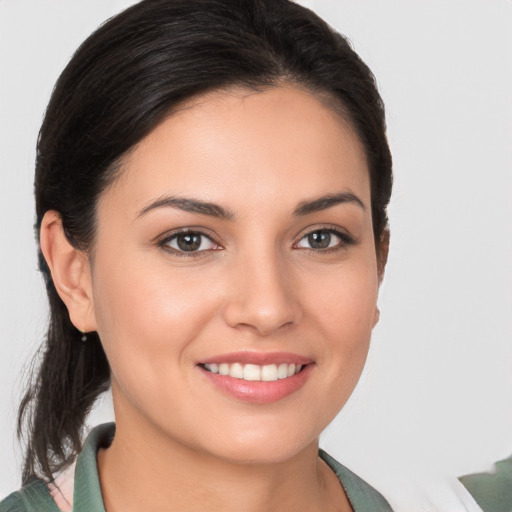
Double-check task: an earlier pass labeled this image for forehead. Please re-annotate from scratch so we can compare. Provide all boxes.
[101,85,370,215]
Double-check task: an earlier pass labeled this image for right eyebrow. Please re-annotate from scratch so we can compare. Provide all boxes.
[293,192,366,216]
[136,195,234,220]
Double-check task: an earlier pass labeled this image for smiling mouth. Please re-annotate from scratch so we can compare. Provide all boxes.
[201,362,304,382]
[198,355,314,403]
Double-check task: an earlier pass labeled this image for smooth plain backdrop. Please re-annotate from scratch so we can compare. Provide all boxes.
[1,0,511,506]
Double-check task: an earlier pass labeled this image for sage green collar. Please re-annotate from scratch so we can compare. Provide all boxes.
[72,422,114,512]
[319,449,393,511]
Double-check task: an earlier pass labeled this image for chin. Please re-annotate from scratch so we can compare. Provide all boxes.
[192,418,321,466]
[209,439,316,466]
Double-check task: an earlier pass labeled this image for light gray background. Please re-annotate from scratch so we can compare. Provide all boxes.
[1,0,511,506]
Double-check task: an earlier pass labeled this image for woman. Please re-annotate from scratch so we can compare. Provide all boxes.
[2,0,394,510]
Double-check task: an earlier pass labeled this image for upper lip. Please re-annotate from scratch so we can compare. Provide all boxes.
[199,351,313,366]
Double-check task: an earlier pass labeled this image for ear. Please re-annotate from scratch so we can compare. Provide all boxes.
[377,228,390,285]
[373,228,390,327]
[39,211,97,332]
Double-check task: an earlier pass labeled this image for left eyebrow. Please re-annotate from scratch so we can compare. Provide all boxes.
[293,192,366,216]
[136,195,234,220]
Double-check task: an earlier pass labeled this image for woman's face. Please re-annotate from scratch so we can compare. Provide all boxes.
[89,85,381,463]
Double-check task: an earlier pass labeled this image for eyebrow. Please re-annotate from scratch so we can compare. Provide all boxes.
[137,191,365,220]
[137,196,234,220]
[293,192,366,216]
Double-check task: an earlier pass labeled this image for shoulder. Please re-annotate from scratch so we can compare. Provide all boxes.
[0,479,59,512]
[319,449,394,511]
[459,455,512,512]
[0,423,115,512]
[0,491,23,512]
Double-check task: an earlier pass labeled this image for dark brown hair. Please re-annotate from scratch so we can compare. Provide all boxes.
[19,0,392,484]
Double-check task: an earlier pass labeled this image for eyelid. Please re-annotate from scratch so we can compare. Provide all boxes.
[156,227,223,256]
[155,226,219,242]
[293,224,356,250]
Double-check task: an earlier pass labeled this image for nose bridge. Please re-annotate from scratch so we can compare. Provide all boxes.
[222,242,300,336]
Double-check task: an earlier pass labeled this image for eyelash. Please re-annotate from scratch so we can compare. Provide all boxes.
[293,227,356,253]
[157,229,221,258]
[157,226,355,258]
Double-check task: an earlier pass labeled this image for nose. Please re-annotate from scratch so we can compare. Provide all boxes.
[222,252,302,336]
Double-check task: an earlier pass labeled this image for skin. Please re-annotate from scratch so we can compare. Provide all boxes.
[41,85,386,512]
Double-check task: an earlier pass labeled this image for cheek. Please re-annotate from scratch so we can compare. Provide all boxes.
[275,258,379,438]
[90,251,219,383]
[304,255,378,331]
[302,258,378,378]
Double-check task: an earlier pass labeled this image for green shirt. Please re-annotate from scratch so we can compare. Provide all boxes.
[460,456,512,512]
[0,423,393,511]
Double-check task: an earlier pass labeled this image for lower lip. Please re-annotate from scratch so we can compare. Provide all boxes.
[198,364,314,404]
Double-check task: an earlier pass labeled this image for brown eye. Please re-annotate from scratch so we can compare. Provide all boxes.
[161,231,218,254]
[176,233,202,251]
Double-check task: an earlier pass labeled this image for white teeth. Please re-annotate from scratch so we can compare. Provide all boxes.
[277,363,289,379]
[243,364,261,381]
[229,362,244,379]
[261,364,278,382]
[203,362,304,381]
[204,363,219,374]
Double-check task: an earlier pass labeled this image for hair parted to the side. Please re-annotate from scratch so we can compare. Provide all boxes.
[19,0,392,484]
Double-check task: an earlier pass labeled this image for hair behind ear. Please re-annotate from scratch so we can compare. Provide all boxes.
[18,284,110,483]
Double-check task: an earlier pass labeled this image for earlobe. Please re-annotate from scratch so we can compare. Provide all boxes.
[39,211,97,332]
[373,307,380,327]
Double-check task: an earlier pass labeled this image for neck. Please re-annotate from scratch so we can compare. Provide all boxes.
[97,416,351,512]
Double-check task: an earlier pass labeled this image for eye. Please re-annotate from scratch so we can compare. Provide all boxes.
[295,229,352,251]
[159,230,220,254]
